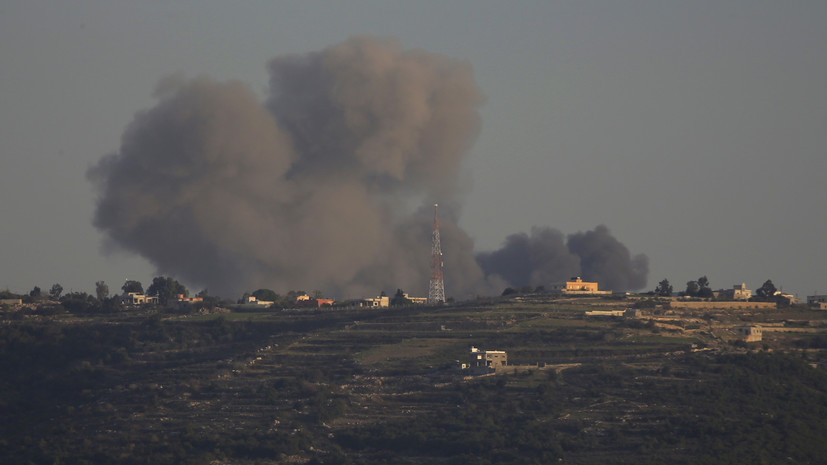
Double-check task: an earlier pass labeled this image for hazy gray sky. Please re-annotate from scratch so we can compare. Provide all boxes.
[2,1,826,298]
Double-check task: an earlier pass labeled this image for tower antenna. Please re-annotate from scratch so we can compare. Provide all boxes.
[428,203,446,304]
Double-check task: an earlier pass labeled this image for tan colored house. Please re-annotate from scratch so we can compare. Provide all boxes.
[549,277,611,295]
[717,283,752,301]
[401,293,428,304]
[468,346,508,370]
[122,292,159,305]
[734,325,762,342]
[362,296,390,308]
[245,295,274,306]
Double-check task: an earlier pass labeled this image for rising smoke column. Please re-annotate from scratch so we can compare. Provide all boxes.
[566,225,649,291]
[89,36,487,298]
[89,36,648,299]
[476,227,581,288]
[88,77,298,295]
[476,225,649,292]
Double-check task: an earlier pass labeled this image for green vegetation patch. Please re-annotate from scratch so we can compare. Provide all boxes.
[623,334,698,345]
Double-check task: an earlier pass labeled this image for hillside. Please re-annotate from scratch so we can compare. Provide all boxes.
[2,296,827,464]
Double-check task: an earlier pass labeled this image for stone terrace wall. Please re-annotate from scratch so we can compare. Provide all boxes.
[670,301,776,310]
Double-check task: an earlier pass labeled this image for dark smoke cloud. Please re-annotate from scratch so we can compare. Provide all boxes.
[89,36,647,298]
[476,227,581,288]
[476,225,649,292]
[567,225,649,291]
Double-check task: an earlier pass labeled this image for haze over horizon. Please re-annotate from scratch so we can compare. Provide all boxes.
[2,2,826,299]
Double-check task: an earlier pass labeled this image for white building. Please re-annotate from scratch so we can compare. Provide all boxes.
[716,284,752,301]
[734,325,762,342]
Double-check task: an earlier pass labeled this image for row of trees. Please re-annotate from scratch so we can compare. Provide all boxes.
[8,276,192,309]
[241,288,318,305]
[237,288,425,307]
[653,276,712,297]
[653,277,783,301]
[12,280,329,311]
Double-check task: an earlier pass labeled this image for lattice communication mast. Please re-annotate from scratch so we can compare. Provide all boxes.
[428,203,446,304]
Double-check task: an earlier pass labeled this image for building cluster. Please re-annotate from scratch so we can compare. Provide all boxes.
[716,283,752,300]
[807,295,827,310]
[460,346,508,374]
[115,289,431,310]
[122,292,158,305]
[356,292,427,308]
[6,275,827,315]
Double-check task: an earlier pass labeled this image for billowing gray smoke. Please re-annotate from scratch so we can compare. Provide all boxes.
[89,36,648,298]
[476,225,648,292]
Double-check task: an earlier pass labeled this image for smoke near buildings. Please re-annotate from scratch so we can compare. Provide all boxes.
[89,36,647,298]
[477,226,649,292]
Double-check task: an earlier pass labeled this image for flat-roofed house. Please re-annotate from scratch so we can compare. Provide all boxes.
[469,346,508,370]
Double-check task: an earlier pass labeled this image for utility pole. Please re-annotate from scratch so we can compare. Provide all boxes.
[428,203,445,304]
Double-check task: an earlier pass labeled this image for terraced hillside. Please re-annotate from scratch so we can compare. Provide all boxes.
[2,297,827,464]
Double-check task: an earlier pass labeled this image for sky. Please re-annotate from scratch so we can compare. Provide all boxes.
[1,1,826,299]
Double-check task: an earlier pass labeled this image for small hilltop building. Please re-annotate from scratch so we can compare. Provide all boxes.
[177,294,203,303]
[549,277,611,296]
[235,295,276,310]
[467,346,508,371]
[122,292,159,306]
[361,295,390,308]
[297,298,334,307]
[401,292,428,305]
[807,295,827,310]
[734,325,762,343]
[716,283,752,301]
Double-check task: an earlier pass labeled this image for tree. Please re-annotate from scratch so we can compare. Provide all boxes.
[252,289,278,302]
[95,281,109,301]
[147,276,188,305]
[697,276,714,298]
[60,292,100,314]
[29,286,42,298]
[0,290,20,299]
[684,280,699,297]
[196,289,219,310]
[655,279,673,297]
[49,283,63,300]
[756,279,777,299]
[121,280,144,295]
[391,289,412,306]
[100,296,123,313]
[697,286,714,299]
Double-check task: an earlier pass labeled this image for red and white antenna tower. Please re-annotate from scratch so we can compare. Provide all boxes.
[428,203,445,304]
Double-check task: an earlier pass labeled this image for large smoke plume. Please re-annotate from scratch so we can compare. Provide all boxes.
[89,36,648,298]
[477,226,649,292]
